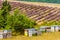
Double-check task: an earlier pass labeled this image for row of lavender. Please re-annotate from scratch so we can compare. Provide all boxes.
[0,1,60,23]
[9,1,60,23]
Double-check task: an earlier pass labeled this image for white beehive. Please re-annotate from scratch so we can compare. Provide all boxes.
[51,25,60,32]
[51,26,55,32]
[0,35,3,38]
[28,30,32,37]
[0,30,3,38]
[26,28,36,37]
[3,30,12,38]
[55,25,60,32]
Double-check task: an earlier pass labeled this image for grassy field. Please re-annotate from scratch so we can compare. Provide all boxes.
[0,0,60,40]
[0,32,60,40]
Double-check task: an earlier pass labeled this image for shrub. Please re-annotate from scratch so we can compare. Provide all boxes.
[12,9,36,33]
[0,0,36,34]
[40,20,60,26]
[0,0,11,29]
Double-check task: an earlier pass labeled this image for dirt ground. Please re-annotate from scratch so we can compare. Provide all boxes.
[0,32,60,40]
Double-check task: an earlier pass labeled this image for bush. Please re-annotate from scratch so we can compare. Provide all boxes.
[0,0,36,34]
[40,20,60,26]
[0,8,36,34]
[12,9,36,33]
[0,0,11,29]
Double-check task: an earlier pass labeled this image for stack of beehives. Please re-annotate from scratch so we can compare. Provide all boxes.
[0,30,12,39]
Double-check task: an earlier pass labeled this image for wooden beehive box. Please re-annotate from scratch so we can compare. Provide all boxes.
[24,28,36,37]
[51,25,60,32]
[3,30,12,38]
[0,30,3,38]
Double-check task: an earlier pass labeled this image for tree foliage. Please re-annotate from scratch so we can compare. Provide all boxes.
[0,0,11,29]
[0,0,36,34]
[12,9,36,32]
[19,0,60,4]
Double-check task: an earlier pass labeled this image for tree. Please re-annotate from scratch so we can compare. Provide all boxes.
[0,10,4,29]
[12,9,36,33]
[1,0,11,12]
[1,0,11,29]
[0,0,36,34]
[20,0,60,3]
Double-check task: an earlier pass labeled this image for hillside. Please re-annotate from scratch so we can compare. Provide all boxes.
[0,0,60,25]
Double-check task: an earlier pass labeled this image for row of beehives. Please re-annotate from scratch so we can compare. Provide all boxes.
[24,25,60,37]
[0,30,12,38]
[40,25,60,32]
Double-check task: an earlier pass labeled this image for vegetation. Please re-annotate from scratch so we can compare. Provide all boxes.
[12,9,36,33]
[0,0,11,29]
[19,0,60,4]
[0,0,36,34]
[0,0,60,35]
[40,20,60,26]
